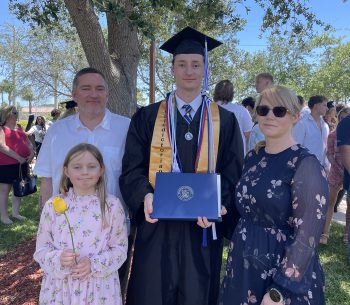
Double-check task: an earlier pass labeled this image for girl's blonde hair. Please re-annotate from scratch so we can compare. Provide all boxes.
[59,143,109,227]
[0,106,17,126]
[254,85,302,152]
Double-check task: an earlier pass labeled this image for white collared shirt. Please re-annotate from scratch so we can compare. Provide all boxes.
[34,109,130,202]
[293,113,329,166]
[176,93,202,118]
[216,101,253,155]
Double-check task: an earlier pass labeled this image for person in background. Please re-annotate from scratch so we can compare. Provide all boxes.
[297,95,310,118]
[220,85,329,305]
[60,100,78,120]
[320,107,350,245]
[337,110,350,262]
[334,102,347,213]
[34,143,127,305]
[214,80,253,155]
[46,108,61,129]
[241,96,255,117]
[255,72,274,93]
[324,101,337,133]
[26,116,46,157]
[0,106,35,224]
[293,95,329,170]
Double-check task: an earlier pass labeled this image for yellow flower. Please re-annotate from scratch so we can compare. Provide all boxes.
[52,197,68,214]
[52,196,77,264]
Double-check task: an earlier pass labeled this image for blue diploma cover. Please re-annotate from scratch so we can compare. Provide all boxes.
[151,172,222,221]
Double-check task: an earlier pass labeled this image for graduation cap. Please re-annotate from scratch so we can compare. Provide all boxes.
[60,100,77,109]
[160,26,222,56]
[160,27,222,92]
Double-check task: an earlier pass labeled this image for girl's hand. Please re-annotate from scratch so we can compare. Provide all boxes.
[60,249,79,268]
[260,292,284,305]
[71,257,91,280]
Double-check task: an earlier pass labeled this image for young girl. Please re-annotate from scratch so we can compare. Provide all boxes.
[34,143,128,305]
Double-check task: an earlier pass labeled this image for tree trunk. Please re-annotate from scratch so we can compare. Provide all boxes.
[29,99,32,114]
[63,0,140,117]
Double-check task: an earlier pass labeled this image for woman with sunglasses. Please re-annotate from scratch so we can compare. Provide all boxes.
[0,106,35,224]
[219,86,329,305]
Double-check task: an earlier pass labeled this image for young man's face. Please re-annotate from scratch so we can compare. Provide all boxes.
[312,101,328,117]
[172,54,204,94]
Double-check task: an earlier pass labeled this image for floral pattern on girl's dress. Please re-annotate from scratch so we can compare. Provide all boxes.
[219,145,329,305]
[34,188,128,305]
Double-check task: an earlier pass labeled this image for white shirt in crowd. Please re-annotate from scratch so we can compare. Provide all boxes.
[34,109,130,202]
[28,125,46,143]
[216,101,253,155]
[293,113,329,167]
[300,106,311,118]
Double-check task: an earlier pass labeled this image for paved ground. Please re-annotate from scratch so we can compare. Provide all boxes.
[333,197,348,225]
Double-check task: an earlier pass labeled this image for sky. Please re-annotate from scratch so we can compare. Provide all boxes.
[1,0,349,51]
[0,0,350,105]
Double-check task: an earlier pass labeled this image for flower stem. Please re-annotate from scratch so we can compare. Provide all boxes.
[63,213,78,264]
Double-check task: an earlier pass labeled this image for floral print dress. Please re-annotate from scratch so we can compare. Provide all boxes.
[220,145,329,305]
[34,188,128,305]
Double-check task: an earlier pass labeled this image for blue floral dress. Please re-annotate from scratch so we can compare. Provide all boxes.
[219,144,329,305]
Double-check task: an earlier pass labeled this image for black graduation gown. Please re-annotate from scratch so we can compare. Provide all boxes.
[120,101,244,305]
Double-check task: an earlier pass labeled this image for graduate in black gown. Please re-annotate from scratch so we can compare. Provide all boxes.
[120,27,244,305]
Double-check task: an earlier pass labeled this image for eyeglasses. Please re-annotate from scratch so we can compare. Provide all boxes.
[256,105,290,118]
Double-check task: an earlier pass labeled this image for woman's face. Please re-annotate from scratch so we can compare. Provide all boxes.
[6,108,18,123]
[257,98,299,140]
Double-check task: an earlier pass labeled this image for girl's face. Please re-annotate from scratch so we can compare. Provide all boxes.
[257,98,299,140]
[64,151,104,195]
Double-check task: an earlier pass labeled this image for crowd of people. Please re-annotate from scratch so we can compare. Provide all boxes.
[0,26,349,305]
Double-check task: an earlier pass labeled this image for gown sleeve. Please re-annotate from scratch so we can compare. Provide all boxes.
[119,107,155,215]
[90,197,128,277]
[33,202,71,278]
[218,110,244,239]
[271,155,329,297]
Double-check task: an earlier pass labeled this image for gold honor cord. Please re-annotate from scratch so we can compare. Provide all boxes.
[149,100,220,188]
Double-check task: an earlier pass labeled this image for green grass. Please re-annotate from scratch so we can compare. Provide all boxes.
[0,185,40,256]
[0,184,349,304]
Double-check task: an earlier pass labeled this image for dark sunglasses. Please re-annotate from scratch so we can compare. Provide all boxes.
[256,105,290,118]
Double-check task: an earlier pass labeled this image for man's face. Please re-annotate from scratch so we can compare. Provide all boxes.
[72,73,108,118]
[255,77,270,93]
[172,54,204,94]
[313,101,328,117]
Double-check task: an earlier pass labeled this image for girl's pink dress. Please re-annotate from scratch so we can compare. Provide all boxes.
[34,188,128,305]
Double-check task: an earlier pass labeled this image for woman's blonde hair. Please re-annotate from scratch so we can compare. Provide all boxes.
[0,106,17,126]
[254,85,301,152]
[59,143,109,227]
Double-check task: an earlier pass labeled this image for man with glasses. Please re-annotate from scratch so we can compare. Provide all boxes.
[293,95,330,169]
